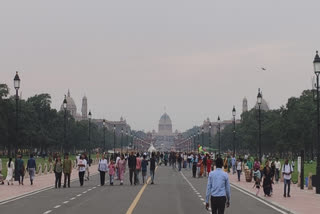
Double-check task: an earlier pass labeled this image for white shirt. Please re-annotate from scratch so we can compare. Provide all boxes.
[78,159,87,172]
[237,162,242,170]
[282,164,293,180]
[98,159,108,172]
[275,161,281,170]
[116,156,120,165]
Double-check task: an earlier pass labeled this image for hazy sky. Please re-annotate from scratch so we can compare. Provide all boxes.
[1,1,319,132]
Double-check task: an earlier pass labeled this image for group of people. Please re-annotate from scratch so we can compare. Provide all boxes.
[0,154,38,186]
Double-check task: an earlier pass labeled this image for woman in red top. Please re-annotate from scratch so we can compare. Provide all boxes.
[206,154,212,174]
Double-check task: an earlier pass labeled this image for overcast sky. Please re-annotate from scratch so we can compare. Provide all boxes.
[1,0,319,132]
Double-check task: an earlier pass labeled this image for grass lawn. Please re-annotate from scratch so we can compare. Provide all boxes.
[291,160,316,183]
[1,155,77,179]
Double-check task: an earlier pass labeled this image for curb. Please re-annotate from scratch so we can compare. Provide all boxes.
[0,171,99,205]
[230,182,297,214]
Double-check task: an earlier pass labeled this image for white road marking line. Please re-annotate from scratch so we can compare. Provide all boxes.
[196,192,200,195]
[63,201,69,204]
[70,197,76,200]
[200,198,204,201]
[198,195,202,198]
[54,205,61,209]
[93,187,97,189]
[203,202,206,205]
[77,194,82,197]
[230,184,288,214]
[88,189,92,191]
[43,210,52,214]
[82,191,87,194]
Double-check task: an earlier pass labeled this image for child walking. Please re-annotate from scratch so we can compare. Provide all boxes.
[108,160,115,186]
[253,167,261,196]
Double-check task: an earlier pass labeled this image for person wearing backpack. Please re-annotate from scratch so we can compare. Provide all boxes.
[282,158,293,197]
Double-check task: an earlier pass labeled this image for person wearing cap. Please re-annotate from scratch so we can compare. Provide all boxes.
[206,157,231,214]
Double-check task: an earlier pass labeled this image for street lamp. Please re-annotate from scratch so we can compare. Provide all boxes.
[313,51,320,194]
[103,119,106,153]
[88,110,92,166]
[113,125,116,160]
[121,128,123,154]
[63,95,68,153]
[197,129,200,153]
[257,88,263,163]
[209,123,212,153]
[193,134,196,152]
[13,72,20,157]
[232,106,236,156]
[126,130,129,153]
[218,116,221,156]
[201,126,204,148]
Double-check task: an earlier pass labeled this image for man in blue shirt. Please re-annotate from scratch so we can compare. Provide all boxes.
[206,157,231,214]
[27,154,36,185]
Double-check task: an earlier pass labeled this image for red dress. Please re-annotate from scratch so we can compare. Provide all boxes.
[207,159,212,173]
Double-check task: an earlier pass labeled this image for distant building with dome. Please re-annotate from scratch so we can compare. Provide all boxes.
[60,90,88,121]
[158,113,173,136]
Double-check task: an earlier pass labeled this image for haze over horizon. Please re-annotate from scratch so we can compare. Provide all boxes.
[1,0,319,132]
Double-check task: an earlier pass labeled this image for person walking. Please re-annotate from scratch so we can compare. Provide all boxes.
[236,158,242,181]
[5,158,14,185]
[206,154,212,175]
[231,156,236,174]
[14,154,25,185]
[177,154,182,171]
[275,158,281,183]
[192,154,198,178]
[128,152,136,185]
[54,156,63,188]
[26,154,36,185]
[63,153,72,188]
[135,153,141,185]
[150,153,156,184]
[205,157,231,214]
[78,154,87,186]
[117,154,126,185]
[262,161,272,197]
[108,159,116,185]
[98,155,108,186]
[282,159,293,197]
[141,155,148,184]
[203,154,207,177]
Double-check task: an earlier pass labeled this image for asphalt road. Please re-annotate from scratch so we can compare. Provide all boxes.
[0,166,283,214]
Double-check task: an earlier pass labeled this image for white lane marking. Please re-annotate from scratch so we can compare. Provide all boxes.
[88,189,92,191]
[230,184,288,214]
[54,205,61,209]
[198,195,202,198]
[196,192,200,195]
[200,198,205,201]
[70,197,76,200]
[93,186,97,189]
[82,191,87,194]
[77,194,82,197]
[63,201,69,204]
[43,210,52,214]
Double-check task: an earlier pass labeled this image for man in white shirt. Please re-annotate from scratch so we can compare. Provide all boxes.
[282,159,293,197]
[78,154,87,186]
[275,158,281,183]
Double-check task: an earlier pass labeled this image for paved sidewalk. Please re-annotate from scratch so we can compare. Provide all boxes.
[0,164,98,203]
[229,172,320,214]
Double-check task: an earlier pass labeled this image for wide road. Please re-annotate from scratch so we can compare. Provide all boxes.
[0,165,283,214]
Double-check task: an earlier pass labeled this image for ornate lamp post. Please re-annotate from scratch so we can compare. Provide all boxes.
[201,126,204,148]
[193,134,196,153]
[13,72,20,157]
[197,129,200,153]
[208,123,212,153]
[232,106,236,156]
[121,128,123,154]
[63,95,67,153]
[218,116,221,156]
[257,89,263,163]
[126,130,129,154]
[103,119,106,153]
[88,110,92,166]
[313,51,320,194]
[113,124,116,160]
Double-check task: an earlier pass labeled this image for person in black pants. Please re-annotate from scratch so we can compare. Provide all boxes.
[78,154,87,186]
[128,152,136,185]
[54,156,63,188]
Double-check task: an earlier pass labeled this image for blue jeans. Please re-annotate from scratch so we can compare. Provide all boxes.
[237,170,241,181]
[284,179,291,196]
[109,175,114,184]
[150,170,155,183]
[178,162,182,171]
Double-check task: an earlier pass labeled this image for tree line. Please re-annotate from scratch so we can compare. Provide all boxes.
[0,83,131,156]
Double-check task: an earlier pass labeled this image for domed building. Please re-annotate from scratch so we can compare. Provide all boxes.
[60,90,77,118]
[158,113,173,135]
[254,98,270,111]
[60,90,88,121]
